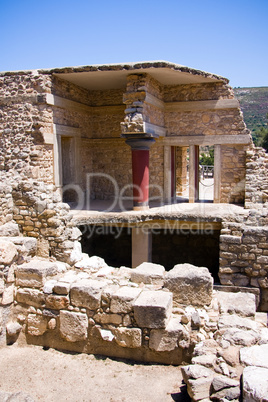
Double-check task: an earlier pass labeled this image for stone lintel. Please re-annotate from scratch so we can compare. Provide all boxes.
[163,134,251,146]
[165,99,239,112]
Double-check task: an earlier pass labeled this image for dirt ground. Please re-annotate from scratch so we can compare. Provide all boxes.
[0,344,189,402]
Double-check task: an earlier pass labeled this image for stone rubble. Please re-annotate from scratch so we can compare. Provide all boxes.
[0,224,267,400]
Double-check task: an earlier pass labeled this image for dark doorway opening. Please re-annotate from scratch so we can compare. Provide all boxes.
[79,225,131,268]
[152,229,220,282]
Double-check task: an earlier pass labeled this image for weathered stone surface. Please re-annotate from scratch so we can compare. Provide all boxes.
[59,310,88,342]
[15,259,59,288]
[211,375,239,392]
[6,321,22,336]
[222,328,259,346]
[259,328,268,345]
[27,314,47,336]
[113,327,142,348]
[216,290,256,317]
[240,344,268,368]
[210,386,241,401]
[131,262,165,285]
[53,282,70,295]
[149,317,185,352]
[70,279,107,309]
[133,290,172,328]
[0,240,17,265]
[69,241,83,265]
[0,390,35,401]
[45,294,69,310]
[243,366,268,402]
[217,346,240,367]
[164,263,213,307]
[93,313,122,325]
[181,364,214,401]
[191,354,216,368]
[16,288,45,308]
[75,254,108,271]
[218,314,257,331]
[0,278,4,294]
[110,286,141,314]
[2,284,14,305]
[0,222,20,237]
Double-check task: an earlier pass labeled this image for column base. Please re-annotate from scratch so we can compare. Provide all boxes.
[133,205,149,211]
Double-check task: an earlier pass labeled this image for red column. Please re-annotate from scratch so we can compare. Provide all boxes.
[132,149,149,208]
[125,138,155,210]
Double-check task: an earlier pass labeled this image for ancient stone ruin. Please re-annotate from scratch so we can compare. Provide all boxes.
[0,61,267,400]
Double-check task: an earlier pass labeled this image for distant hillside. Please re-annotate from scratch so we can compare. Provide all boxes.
[233,87,268,134]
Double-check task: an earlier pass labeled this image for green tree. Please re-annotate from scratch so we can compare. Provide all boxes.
[200,148,214,165]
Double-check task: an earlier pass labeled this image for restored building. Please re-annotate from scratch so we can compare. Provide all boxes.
[0,61,267,309]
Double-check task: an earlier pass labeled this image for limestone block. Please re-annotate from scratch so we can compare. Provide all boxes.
[36,238,50,258]
[222,328,260,347]
[218,314,257,331]
[0,222,20,237]
[53,282,70,295]
[15,259,60,288]
[69,241,83,265]
[70,279,107,309]
[181,364,214,401]
[216,291,256,317]
[6,321,22,336]
[211,375,239,392]
[133,290,172,328]
[243,366,268,402]
[0,240,17,265]
[113,327,142,348]
[93,313,122,325]
[210,386,241,401]
[59,310,88,342]
[149,316,185,352]
[191,354,216,368]
[75,255,108,271]
[110,286,142,314]
[131,262,165,285]
[27,314,47,336]
[259,328,268,345]
[240,344,268,369]
[0,278,4,294]
[16,288,45,308]
[45,294,69,310]
[0,236,37,256]
[2,284,14,305]
[164,263,213,307]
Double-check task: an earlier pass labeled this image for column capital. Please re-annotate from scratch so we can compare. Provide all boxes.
[125,138,155,151]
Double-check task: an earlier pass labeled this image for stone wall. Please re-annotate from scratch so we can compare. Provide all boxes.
[219,219,268,311]
[245,145,268,209]
[221,145,246,204]
[0,71,54,183]
[0,171,81,265]
[11,259,217,364]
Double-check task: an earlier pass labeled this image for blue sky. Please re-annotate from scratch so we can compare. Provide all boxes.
[0,0,267,87]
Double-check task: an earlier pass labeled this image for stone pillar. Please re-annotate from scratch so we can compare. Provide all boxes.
[126,138,155,210]
[132,226,152,267]
[214,144,221,203]
[189,145,199,203]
